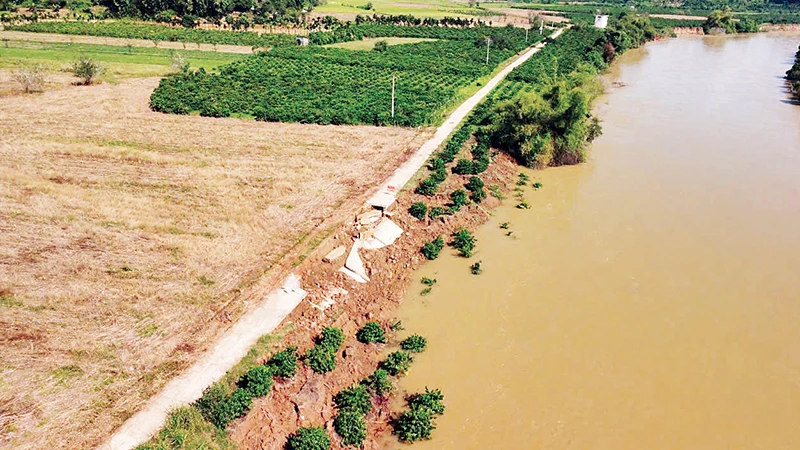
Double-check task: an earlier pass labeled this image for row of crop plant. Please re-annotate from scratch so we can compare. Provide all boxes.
[137,321,443,449]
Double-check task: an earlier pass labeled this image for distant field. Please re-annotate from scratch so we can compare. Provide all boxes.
[324,36,437,50]
[0,38,243,80]
[0,73,427,449]
[314,0,500,18]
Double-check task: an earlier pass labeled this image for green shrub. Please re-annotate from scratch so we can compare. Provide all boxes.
[516,201,531,209]
[400,335,427,353]
[470,261,482,275]
[356,321,386,344]
[449,189,469,210]
[465,176,484,191]
[209,388,253,429]
[194,382,230,427]
[320,327,345,351]
[408,388,445,415]
[393,408,434,442]
[241,365,273,397]
[286,426,331,450]
[452,158,475,175]
[428,207,446,219]
[380,351,413,376]
[334,385,372,416]
[415,178,439,196]
[305,328,344,374]
[304,345,337,374]
[333,410,367,447]
[409,202,428,220]
[470,187,487,203]
[421,236,444,260]
[450,228,476,257]
[72,56,103,85]
[266,346,298,379]
[362,369,393,396]
[532,182,543,189]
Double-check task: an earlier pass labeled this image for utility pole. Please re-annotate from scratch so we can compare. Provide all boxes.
[525,27,529,43]
[391,74,396,118]
[540,19,544,35]
[485,37,491,65]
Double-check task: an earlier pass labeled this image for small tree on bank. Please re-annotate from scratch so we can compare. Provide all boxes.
[72,57,103,85]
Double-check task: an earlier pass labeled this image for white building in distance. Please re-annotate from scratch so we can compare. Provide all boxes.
[594,14,609,28]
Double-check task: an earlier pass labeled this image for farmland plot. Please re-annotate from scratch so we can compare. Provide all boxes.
[150,25,543,126]
[0,76,428,450]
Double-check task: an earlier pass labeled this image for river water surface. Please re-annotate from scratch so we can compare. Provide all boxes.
[396,33,800,449]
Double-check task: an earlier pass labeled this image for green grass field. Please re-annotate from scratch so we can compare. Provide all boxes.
[324,37,437,50]
[0,39,244,80]
[314,0,501,18]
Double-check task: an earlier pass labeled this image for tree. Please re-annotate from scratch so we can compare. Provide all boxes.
[490,73,602,168]
[72,57,103,85]
[12,64,45,93]
[170,52,189,73]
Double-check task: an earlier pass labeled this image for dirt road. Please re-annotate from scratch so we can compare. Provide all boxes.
[0,30,255,53]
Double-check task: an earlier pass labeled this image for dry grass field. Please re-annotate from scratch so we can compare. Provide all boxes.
[0,74,428,449]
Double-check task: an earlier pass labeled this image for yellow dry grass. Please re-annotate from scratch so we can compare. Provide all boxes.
[0,76,428,449]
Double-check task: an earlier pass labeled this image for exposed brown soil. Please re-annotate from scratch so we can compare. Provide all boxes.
[228,148,520,449]
[0,77,430,449]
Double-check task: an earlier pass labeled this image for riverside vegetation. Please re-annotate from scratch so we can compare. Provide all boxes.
[137,321,441,449]
[787,45,800,100]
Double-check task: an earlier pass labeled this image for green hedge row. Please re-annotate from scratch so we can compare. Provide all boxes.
[7,21,296,47]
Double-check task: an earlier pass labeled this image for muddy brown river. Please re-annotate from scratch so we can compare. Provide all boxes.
[396,33,800,449]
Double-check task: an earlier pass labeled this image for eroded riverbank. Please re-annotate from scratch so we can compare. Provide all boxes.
[397,33,800,449]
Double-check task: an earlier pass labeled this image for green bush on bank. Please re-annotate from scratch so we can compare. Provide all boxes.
[241,365,274,397]
[356,321,387,344]
[286,426,331,450]
[304,327,345,374]
[421,236,444,260]
[450,228,476,258]
[266,346,298,379]
[409,202,428,220]
[380,351,413,376]
[333,409,368,447]
[787,45,800,99]
[335,384,373,416]
[393,388,446,442]
[400,334,427,353]
[362,368,393,396]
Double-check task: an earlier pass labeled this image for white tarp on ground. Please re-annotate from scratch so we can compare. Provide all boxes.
[361,218,404,250]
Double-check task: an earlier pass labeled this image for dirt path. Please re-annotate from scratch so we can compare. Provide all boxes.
[101,28,564,450]
[368,27,564,208]
[0,30,255,53]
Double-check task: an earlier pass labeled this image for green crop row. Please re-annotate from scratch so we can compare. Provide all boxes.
[7,21,296,47]
[149,27,544,126]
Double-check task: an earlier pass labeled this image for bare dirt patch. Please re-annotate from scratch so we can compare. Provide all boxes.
[0,77,429,449]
